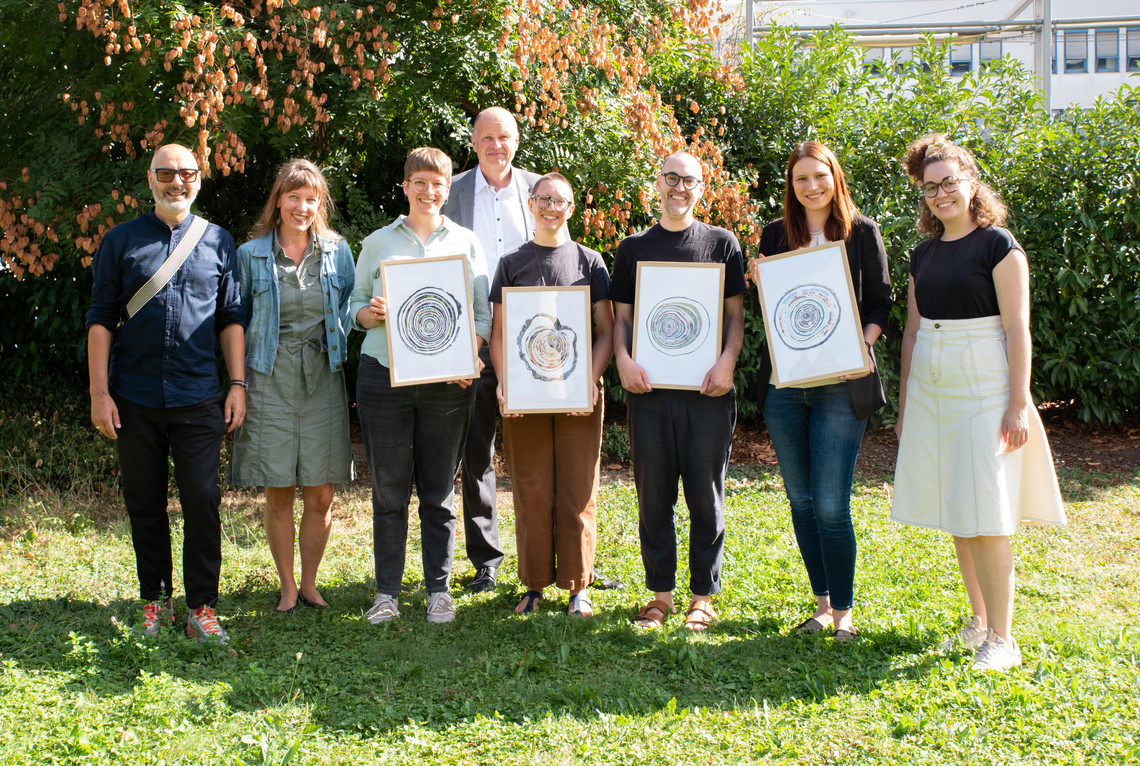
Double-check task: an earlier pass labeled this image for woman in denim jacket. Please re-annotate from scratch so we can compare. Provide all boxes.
[230,159,355,614]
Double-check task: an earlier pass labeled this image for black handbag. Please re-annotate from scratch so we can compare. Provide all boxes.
[845,343,887,420]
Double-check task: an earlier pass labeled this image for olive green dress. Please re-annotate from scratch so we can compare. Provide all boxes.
[230,239,352,487]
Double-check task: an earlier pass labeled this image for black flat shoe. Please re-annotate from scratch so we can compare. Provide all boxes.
[299,594,328,610]
[467,566,498,593]
[274,597,298,616]
[589,567,623,590]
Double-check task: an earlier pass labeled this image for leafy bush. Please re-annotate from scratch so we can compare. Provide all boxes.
[730,31,1140,423]
[0,374,119,498]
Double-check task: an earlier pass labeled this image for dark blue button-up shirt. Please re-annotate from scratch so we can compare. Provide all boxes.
[86,211,244,408]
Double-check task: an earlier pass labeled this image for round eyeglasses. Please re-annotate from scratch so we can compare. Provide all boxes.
[922,176,962,198]
[408,179,447,194]
[659,172,703,190]
[531,194,572,211]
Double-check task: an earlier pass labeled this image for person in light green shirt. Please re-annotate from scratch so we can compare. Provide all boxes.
[350,147,491,626]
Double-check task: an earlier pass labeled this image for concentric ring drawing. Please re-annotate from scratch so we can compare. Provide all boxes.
[516,313,578,382]
[646,297,710,356]
[773,284,841,350]
[396,287,462,355]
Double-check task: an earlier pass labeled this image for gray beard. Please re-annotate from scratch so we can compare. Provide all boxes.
[153,191,197,216]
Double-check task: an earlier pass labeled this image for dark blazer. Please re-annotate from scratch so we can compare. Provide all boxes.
[754,215,894,418]
[442,165,543,238]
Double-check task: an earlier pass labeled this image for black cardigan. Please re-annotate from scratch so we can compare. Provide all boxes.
[753,215,894,416]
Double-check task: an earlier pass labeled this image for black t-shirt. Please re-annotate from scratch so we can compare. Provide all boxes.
[489,240,610,302]
[909,225,1021,319]
[610,221,747,305]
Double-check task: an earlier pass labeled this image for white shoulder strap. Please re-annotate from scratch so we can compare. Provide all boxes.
[125,215,209,320]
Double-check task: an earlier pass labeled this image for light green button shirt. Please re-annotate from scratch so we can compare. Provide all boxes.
[349,215,491,367]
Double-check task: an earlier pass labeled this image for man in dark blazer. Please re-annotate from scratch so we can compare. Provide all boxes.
[443,107,540,592]
[444,107,624,593]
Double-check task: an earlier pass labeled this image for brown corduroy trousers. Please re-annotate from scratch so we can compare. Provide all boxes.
[502,398,604,591]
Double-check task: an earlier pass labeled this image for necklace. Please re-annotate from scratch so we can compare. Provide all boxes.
[527,241,553,287]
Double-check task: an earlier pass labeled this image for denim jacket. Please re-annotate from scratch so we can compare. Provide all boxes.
[237,232,355,375]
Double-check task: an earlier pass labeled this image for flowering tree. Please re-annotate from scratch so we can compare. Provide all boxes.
[0,0,759,378]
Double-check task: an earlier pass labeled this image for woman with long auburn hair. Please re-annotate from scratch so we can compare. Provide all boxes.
[230,158,355,614]
[892,134,1064,671]
[749,141,893,642]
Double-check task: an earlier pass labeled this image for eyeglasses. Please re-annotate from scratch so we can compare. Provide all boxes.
[152,168,200,183]
[408,179,447,193]
[659,172,703,190]
[530,194,572,211]
[922,176,962,198]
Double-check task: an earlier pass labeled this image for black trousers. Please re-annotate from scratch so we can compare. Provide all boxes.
[459,345,505,569]
[627,388,736,596]
[114,392,225,609]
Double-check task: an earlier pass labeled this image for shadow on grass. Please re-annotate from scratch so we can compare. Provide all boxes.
[0,583,942,738]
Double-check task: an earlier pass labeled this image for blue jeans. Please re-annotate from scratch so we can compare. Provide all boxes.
[763,383,866,611]
[356,355,475,595]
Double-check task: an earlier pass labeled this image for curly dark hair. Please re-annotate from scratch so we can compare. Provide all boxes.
[902,133,1007,238]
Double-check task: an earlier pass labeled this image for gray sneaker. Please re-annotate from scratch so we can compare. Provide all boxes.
[972,631,1022,671]
[185,605,229,644]
[135,598,175,636]
[365,593,399,624]
[941,615,986,652]
[426,592,455,624]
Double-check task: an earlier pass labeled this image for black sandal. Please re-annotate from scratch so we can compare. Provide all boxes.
[516,590,543,614]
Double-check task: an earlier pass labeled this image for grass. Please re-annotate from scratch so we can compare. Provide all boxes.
[1,462,1139,765]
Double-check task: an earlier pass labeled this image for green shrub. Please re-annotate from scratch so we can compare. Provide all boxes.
[600,422,631,464]
[0,375,119,498]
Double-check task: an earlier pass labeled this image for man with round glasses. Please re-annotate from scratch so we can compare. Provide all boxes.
[610,151,746,632]
[87,144,246,643]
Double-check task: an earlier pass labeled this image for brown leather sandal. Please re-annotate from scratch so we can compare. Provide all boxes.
[634,599,674,629]
[683,601,716,631]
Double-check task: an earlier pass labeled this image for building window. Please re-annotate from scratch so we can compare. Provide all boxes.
[979,40,1002,68]
[950,44,971,75]
[1096,29,1119,72]
[863,47,886,76]
[1128,28,1140,72]
[1065,29,1088,73]
[1051,32,1057,74]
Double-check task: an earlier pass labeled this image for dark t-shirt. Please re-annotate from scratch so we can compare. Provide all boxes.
[610,221,747,304]
[909,225,1021,320]
[489,240,610,302]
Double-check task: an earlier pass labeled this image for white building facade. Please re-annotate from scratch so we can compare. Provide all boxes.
[746,0,1140,110]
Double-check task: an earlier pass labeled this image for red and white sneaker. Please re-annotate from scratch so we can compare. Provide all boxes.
[186,605,229,644]
[136,598,175,636]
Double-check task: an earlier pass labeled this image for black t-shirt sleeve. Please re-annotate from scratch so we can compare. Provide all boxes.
[721,230,747,299]
[609,239,636,304]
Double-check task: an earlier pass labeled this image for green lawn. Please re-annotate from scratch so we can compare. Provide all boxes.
[1,463,1138,765]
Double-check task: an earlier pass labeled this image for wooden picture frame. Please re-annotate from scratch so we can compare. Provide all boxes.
[379,253,480,386]
[500,286,593,414]
[632,261,725,390]
[753,241,870,387]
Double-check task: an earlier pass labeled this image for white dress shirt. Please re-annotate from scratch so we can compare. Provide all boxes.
[472,167,530,279]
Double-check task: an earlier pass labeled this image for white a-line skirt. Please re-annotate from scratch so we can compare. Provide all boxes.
[891,315,1066,537]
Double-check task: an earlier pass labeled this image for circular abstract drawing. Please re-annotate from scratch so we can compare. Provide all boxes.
[517,313,578,382]
[646,298,710,356]
[773,284,841,350]
[396,287,462,355]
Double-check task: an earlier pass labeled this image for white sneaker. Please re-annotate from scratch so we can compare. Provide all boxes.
[365,593,399,624]
[426,592,455,624]
[941,615,987,652]
[972,631,1022,671]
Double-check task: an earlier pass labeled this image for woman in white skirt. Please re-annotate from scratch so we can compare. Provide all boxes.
[892,134,1065,671]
